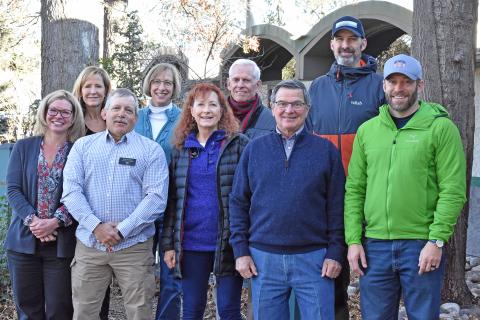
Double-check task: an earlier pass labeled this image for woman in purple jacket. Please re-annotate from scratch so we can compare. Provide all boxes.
[162,83,248,320]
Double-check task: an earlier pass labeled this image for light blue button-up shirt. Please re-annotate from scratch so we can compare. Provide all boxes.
[62,130,168,251]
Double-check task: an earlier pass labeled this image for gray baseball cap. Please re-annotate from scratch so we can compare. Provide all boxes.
[384,54,423,80]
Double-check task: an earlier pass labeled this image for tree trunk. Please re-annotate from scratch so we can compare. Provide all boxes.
[412,0,478,305]
[41,0,100,96]
[103,0,127,59]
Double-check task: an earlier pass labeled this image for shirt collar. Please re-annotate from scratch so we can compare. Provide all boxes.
[104,129,135,144]
[184,130,226,149]
[276,125,304,140]
[148,101,173,114]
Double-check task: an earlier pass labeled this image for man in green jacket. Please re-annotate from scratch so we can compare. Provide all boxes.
[345,54,466,320]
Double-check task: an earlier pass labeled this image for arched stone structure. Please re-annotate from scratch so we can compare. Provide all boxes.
[220,24,296,84]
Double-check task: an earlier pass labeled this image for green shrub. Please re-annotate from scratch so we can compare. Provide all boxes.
[0,195,11,298]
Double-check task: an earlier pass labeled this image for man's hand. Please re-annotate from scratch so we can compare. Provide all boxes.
[321,258,342,278]
[418,241,442,275]
[29,216,59,238]
[93,222,121,247]
[235,256,258,279]
[348,244,368,276]
[164,250,176,269]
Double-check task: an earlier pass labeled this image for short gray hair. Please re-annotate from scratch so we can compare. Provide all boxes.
[270,80,310,107]
[105,88,139,115]
[229,59,261,80]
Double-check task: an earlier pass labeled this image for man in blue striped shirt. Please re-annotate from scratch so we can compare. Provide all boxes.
[62,88,169,320]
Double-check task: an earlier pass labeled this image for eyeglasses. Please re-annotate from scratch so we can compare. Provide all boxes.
[151,79,174,88]
[274,101,307,110]
[47,109,73,118]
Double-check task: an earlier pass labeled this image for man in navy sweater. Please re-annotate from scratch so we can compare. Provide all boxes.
[229,79,346,319]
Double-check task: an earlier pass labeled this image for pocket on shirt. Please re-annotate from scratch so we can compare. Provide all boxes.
[129,161,147,182]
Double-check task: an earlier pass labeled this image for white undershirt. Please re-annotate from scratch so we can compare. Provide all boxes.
[149,102,173,139]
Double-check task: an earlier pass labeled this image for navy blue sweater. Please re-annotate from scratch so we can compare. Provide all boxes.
[229,130,346,263]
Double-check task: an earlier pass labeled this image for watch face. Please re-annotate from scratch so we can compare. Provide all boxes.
[436,240,444,248]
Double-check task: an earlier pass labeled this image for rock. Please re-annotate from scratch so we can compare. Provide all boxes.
[347,285,359,297]
[465,262,472,271]
[471,265,480,272]
[460,305,480,318]
[468,256,480,268]
[438,314,453,320]
[472,287,480,297]
[441,302,460,316]
[470,273,480,283]
[397,306,407,320]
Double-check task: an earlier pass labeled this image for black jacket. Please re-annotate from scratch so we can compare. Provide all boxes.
[161,133,249,278]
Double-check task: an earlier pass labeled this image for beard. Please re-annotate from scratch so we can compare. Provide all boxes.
[334,48,361,67]
[387,86,419,114]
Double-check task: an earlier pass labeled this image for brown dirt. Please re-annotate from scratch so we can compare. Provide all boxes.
[1,274,478,319]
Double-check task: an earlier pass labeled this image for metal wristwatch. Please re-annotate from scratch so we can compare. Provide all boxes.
[429,239,444,248]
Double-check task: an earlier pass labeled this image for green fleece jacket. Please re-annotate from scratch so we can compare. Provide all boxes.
[345,101,466,245]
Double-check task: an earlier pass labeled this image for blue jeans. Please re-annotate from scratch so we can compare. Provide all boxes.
[155,222,182,320]
[250,247,334,320]
[182,250,243,320]
[360,239,445,320]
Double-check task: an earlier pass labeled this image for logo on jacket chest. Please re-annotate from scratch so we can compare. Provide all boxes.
[405,134,420,143]
[347,92,363,106]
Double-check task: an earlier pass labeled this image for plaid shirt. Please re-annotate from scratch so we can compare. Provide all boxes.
[62,130,168,251]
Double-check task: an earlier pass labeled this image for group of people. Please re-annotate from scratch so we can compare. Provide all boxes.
[4,15,466,320]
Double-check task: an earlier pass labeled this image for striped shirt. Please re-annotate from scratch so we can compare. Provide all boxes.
[62,130,168,251]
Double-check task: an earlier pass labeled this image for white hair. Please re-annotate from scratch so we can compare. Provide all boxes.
[228,59,261,80]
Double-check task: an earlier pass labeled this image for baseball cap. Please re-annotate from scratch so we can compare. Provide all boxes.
[331,16,365,38]
[383,54,423,80]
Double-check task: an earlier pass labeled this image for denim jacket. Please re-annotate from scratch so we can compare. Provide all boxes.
[134,103,181,164]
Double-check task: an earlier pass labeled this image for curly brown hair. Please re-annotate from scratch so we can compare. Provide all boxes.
[173,83,239,149]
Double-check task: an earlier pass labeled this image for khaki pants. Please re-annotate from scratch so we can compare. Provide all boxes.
[71,239,155,320]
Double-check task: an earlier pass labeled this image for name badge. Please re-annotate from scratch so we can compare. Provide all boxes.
[119,157,136,166]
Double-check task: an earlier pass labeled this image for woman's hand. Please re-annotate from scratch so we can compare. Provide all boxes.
[29,216,59,239]
[164,250,176,269]
[39,233,58,242]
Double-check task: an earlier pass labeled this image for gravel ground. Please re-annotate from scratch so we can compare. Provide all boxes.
[0,273,478,320]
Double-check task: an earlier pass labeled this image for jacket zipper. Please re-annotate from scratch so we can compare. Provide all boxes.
[178,150,191,278]
[277,132,301,170]
[386,130,399,237]
[337,78,346,156]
